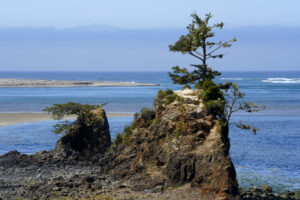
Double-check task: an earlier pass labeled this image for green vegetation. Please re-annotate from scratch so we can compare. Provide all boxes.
[157,89,183,105]
[51,121,74,134]
[174,121,187,138]
[134,108,155,122]
[114,125,132,146]
[113,108,155,147]
[43,101,107,134]
[169,13,265,134]
[16,197,27,200]
[222,82,266,134]
[169,13,236,87]
[295,189,300,199]
[113,121,136,146]
[199,80,225,117]
[43,101,105,120]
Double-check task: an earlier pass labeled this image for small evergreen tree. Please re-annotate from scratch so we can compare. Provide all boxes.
[44,102,107,134]
[169,13,236,88]
[169,13,265,134]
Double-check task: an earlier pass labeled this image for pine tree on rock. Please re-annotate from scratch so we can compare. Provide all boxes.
[169,13,236,88]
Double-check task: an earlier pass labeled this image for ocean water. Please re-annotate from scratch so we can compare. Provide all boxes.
[0,71,299,192]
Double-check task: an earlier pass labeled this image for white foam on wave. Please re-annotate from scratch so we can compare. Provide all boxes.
[262,78,300,84]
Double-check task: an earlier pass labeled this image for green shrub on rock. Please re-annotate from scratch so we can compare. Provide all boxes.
[43,101,107,135]
[114,108,155,146]
[115,133,124,146]
[206,99,225,118]
[157,89,183,105]
[135,108,155,122]
[200,80,224,102]
[199,80,225,117]
[114,126,132,146]
[295,189,300,199]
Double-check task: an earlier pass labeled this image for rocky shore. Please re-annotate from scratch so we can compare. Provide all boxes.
[0,89,298,200]
[0,78,159,87]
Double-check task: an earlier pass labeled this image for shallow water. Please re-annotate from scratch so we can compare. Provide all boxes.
[0,71,299,192]
[0,117,133,154]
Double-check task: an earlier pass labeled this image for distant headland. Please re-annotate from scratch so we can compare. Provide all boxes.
[0,78,159,87]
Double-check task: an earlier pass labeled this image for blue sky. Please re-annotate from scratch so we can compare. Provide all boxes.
[0,0,299,71]
[1,0,300,28]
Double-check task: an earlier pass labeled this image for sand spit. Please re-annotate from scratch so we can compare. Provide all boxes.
[0,78,159,87]
[0,113,133,127]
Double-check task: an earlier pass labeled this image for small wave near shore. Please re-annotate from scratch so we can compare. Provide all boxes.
[262,78,300,84]
[221,77,300,84]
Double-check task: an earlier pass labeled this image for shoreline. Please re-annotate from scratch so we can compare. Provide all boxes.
[0,78,159,87]
[0,112,133,127]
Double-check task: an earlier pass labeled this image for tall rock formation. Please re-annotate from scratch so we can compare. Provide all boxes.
[105,89,239,199]
[53,107,111,162]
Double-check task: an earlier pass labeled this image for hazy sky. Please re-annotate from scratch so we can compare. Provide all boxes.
[1,0,300,28]
[0,0,299,71]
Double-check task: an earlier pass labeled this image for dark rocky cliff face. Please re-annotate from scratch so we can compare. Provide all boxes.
[52,108,111,162]
[105,89,239,199]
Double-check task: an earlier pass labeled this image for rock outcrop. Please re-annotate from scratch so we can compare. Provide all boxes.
[105,89,239,199]
[52,107,111,162]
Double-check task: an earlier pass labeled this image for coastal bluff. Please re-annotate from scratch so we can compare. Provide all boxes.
[102,88,239,199]
[0,89,296,199]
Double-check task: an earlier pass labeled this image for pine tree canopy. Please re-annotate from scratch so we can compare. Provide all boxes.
[169,13,237,87]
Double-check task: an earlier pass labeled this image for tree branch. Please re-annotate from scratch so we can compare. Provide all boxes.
[208,44,223,55]
[194,51,203,57]
[188,51,204,61]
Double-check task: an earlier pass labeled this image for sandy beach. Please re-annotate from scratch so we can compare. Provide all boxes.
[0,113,133,127]
[0,78,159,87]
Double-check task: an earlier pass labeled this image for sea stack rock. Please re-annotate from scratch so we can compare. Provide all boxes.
[107,88,239,199]
[53,107,111,162]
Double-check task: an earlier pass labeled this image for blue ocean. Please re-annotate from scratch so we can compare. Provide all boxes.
[0,71,299,192]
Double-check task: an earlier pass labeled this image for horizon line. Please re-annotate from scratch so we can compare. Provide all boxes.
[1,70,300,73]
[1,24,300,31]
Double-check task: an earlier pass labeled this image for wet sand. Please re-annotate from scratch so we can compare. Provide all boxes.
[0,113,133,127]
[0,78,159,87]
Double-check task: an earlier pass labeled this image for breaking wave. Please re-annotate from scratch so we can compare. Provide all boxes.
[262,78,300,84]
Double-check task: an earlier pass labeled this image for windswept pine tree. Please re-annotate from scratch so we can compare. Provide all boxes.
[169,13,236,88]
[44,102,107,134]
[169,13,265,134]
